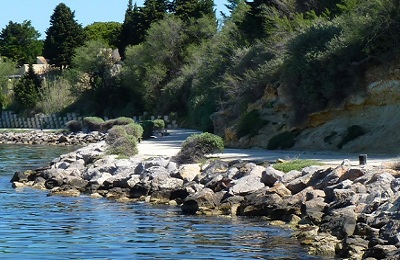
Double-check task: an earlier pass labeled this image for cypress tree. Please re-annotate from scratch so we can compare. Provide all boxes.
[43,3,86,70]
[13,64,42,111]
[172,0,214,21]
[118,1,146,58]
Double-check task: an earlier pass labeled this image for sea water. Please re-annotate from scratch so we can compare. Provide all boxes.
[0,144,330,259]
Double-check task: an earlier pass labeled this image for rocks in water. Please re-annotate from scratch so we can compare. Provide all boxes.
[10,143,400,259]
[0,131,106,145]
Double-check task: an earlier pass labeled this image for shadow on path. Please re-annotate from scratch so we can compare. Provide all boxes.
[138,129,399,166]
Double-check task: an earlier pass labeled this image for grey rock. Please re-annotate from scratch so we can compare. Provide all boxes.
[261,166,284,187]
[229,174,264,195]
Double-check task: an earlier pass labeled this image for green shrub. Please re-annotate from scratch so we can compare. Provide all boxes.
[106,125,127,145]
[140,120,154,139]
[102,117,136,131]
[237,110,268,138]
[337,125,366,149]
[174,132,224,164]
[267,131,297,150]
[153,119,165,130]
[66,120,82,133]
[123,123,144,139]
[83,117,104,132]
[273,159,322,173]
[107,135,138,157]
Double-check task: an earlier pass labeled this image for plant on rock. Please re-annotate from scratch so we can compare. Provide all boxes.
[108,135,139,157]
[174,132,224,164]
[106,124,141,157]
[123,123,144,140]
[83,116,104,132]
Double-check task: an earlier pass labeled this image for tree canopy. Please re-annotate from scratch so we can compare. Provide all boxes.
[84,22,122,48]
[0,20,42,65]
[43,3,86,69]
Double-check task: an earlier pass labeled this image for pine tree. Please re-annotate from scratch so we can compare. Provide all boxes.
[43,3,86,70]
[13,64,42,111]
[142,0,169,25]
[118,1,146,58]
[0,20,42,65]
[172,0,214,21]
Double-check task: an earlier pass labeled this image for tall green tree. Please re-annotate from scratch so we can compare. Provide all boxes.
[84,22,122,48]
[172,0,215,21]
[13,64,42,111]
[70,40,127,116]
[142,0,169,25]
[0,57,16,110]
[43,3,86,69]
[0,20,42,65]
[118,1,146,58]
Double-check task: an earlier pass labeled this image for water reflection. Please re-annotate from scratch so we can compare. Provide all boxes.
[0,144,331,259]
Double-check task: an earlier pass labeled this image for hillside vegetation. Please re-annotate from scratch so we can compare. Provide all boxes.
[1,0,400,151]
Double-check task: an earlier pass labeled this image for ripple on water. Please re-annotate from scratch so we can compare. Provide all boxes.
[0,144,330,259]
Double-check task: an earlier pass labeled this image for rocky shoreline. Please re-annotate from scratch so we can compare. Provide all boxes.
[0,131,106,146]
[10,141,400,260]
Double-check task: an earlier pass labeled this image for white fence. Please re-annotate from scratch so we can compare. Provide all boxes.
[0,111,82,129]
[0,111,178,129]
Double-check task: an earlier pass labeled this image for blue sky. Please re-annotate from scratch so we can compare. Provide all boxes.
[0,0,229,38]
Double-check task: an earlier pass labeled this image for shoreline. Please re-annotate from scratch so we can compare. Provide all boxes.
[0,130,106,146]
[7,131,400,260]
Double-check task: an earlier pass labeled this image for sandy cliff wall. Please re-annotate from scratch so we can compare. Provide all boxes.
[216,57,400,154]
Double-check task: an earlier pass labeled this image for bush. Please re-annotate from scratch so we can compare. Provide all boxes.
[337,125,366,149]
[103,117,136,131]
[66,120,82,133]
[267,131,297,150]
[106,125,128,145]
[83,117,104,132]
[107,135,138,157]
[123,123,144,139]
[153,119,165,130]
[174,132,224,164]
[140,120,154,139]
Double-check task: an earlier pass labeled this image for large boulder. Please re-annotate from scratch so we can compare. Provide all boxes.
[181,188,218,214]
[229,174,264,195]
[174,164,201,182]
[261,166,284,187]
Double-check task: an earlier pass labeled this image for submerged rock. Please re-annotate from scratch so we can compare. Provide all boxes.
[10,141,400,260]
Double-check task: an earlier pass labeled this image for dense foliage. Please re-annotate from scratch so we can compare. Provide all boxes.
[13,64,42,111]
[0,21,42,65]
[43,3,86,69]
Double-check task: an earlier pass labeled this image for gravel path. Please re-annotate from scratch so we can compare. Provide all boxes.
[138,129,399,166]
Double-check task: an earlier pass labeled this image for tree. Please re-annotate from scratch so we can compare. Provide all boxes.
[172,0,215,21]
[0,57,16,110]
[43,3,86,69]
[84,22,122,48]
[13,64,42,111]
[123,16,187,114]
[142,0,169,26]
[70,40,125,116]
[0,20,42,65]
[118,1,146,58]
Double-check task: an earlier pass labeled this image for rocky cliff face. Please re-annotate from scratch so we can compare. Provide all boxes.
[213,58,400,154]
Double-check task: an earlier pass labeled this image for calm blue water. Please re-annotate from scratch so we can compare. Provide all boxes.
[0,144,328,259]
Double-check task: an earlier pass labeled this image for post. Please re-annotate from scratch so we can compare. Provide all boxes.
[359,154,367,165]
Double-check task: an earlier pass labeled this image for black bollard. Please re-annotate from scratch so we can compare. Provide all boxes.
[359,154,367,165]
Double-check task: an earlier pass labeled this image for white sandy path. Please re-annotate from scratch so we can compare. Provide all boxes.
[138,129,399,166]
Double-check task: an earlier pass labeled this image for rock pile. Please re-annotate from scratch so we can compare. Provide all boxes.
[10,142,400,259]
[0,131,106,145]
